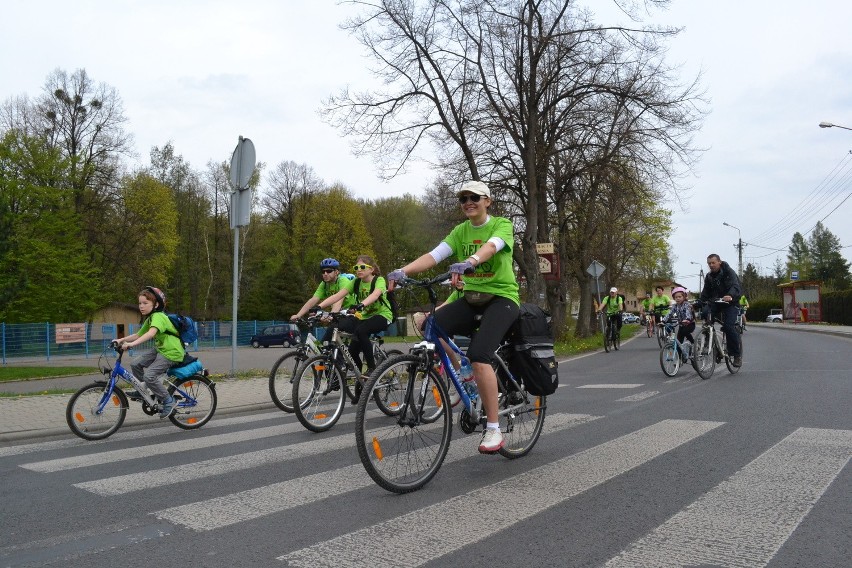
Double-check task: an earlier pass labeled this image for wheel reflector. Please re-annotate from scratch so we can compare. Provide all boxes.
[372,436,383,461]
[74,412,85,423]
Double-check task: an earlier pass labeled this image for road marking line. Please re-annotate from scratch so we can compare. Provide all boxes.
[154,413,600,531]
[20,413,357,473]
[277,419,723,567]
[616,390,659,402]
[603,427,852,568]
[0,411,287,458]
[576,384,644,389]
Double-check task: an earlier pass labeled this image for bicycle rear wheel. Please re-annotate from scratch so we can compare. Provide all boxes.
[66,383,128,441]
[370,353,410,416]
[497,379,546,459]
[692,329,716,380]
[292,354,346,433]
[169,375,217,429]
[355,354,451,494]
[659,342,681,377]
[269,351,306,413]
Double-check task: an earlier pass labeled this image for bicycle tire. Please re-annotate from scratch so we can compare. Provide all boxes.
[370,353,410,416]
[497,379,546,459]
[724,334,743,375]
[268,351,307,413]
[168,375,217,430]
[66,383,128,441]
[646,319,653,337]
[656,324,666,348]
[291,354,346,433]
[692,329,716,380]
[355,354,452,494]
[613,324,621,350]
[659,342,680,377]
[603,320,612,353]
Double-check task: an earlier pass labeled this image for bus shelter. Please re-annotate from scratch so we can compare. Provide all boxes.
[778,280,822,323]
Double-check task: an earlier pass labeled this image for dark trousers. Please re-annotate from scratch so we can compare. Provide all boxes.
[711,303,741,356]
[677,321,696,344]
[338,314,389,372]
[433,296,519,364]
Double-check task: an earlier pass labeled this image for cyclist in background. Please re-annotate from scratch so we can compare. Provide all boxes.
[739,294,750,330]
[639,292,652,325]
[698,253,743,367]
[290,258,356,320]
[649,285,672,325]
[598,287,624,331]
[387,180,519,455]
[320,255,392,380]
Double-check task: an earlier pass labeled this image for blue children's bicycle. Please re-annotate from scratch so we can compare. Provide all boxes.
[354,272,547,493]
[66,341,217,440]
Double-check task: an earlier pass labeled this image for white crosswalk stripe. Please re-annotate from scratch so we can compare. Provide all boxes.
[277,419,724,567]
[603,427,852,568]
[153,412,600,531]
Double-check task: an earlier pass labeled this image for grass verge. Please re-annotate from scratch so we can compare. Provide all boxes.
[0,367,93,383]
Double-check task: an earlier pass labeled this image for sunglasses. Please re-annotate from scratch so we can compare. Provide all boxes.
[321,268,336,274]
[353,264,373,271]
[458,194,483,204]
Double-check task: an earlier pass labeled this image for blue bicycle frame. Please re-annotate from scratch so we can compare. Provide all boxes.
[96,350,199,414]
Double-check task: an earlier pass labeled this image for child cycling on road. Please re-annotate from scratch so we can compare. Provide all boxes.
[662,286,696,349]
[115,287,184,418]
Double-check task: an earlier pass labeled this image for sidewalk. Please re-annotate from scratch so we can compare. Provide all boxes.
[752,321,852,339]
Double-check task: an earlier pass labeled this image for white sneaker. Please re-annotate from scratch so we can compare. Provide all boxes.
[448,384,461,407]
[478,428,504,454]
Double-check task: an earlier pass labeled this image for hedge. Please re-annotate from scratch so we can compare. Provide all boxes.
[822,289,852,325]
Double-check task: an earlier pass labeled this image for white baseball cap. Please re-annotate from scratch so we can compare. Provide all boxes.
[609,287,618,293]
[457,180,491,198]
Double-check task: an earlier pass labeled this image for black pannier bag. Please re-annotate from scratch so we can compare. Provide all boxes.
[507,303,558,396]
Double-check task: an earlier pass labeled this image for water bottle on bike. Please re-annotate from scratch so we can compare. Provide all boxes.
[458,356,479,400]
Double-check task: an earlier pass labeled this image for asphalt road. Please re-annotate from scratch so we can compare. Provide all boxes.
[1,326,849,567]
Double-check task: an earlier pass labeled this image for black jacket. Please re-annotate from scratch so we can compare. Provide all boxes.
[700,261,742,303]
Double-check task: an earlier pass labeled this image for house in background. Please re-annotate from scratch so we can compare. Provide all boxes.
[89,302,140,340]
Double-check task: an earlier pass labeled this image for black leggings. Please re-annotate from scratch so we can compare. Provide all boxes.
[677,321,695,344]
[433,296,519,364]
[338,314,389,372]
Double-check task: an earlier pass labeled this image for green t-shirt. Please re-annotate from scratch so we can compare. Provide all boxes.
[600,295,623,315]
[641,298,652,311]
[650,294,671,312]
[443,216,519,305]
[445,288,463,305]
[139,311,185,362]
[314,275,356,308]
[739,296,749,307]
[352,276,393,323]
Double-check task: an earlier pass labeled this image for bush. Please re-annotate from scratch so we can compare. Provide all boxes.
[823,289,852,325]
[747,298,781,322]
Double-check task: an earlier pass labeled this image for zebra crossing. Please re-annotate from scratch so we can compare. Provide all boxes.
[3,405,851,568]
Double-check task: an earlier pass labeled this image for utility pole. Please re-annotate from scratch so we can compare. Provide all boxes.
[723,222,744,275]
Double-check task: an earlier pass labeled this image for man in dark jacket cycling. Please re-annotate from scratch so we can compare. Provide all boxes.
[698,253,743,367]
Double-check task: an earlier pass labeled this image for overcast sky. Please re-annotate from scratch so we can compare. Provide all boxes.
[2,0,851,292]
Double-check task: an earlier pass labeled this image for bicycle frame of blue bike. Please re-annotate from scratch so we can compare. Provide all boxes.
[422,313,480,413]
[95,358,196,415]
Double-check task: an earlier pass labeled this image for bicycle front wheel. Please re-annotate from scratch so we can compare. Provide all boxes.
[269,351,306,413]
[603,320,612,353]
[724,334,743,375]
[692,329,716,380]
[355,354,452,494]
[169,375,217,429]
[659,342,681,377]
[646,319,653,337]
[498,380,546,459]
[656,324,666,348]
[66,383,128,441]
[292,354,346,433]
[370,353,409,416]
[613,325,621,350]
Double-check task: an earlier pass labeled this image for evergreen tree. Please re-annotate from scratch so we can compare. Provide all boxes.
[807,222,851,289]
[786,232,811,280]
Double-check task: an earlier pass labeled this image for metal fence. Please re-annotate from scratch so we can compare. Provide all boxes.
[0,320,286,364]
[0,319,406,364]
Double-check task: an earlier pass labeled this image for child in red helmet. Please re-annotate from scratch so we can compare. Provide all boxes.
[115,287,185,418]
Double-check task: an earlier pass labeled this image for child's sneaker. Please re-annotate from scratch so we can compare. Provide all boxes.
[478,428,504,454]
[159,396,178,419]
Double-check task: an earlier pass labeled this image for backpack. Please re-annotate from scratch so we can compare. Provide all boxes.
[506,303,558,396]
[353,278,399,321]
[167,313,198,346]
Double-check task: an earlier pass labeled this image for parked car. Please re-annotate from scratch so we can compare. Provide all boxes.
[622,313,640,324]
[766,309,783,323]
[250,324,300,348]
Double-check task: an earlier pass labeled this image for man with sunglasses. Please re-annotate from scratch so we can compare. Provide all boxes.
[387,180,520,455]
[291,258,356,321]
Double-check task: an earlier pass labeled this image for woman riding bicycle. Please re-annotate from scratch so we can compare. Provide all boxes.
[387,180,519,455]
[320,255,392,380]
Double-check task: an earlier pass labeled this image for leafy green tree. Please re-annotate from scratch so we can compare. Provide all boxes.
[807,222,851,289]
[786,232,811,280]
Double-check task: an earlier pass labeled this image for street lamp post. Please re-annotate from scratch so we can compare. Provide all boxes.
[722,222,744,276]
[819,121,852,131]
[690,261,704,295]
